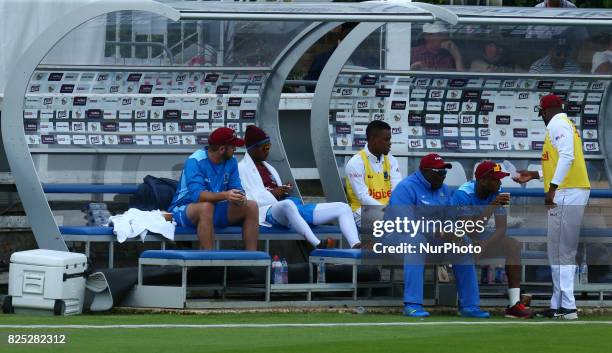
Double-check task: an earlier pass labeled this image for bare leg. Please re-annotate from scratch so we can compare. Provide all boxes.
[227,200,259,251]
[186,202,215,250]
[504,237,522,289]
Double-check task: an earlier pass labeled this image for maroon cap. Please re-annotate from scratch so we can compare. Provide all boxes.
[540,94,563,110]
[208,127,245,147]
[475,161,509,180]
[245,125,270,149]
[420,153,452,169]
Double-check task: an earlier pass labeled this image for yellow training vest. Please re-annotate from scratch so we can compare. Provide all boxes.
[542,115,590,192]
[346,150,392,212]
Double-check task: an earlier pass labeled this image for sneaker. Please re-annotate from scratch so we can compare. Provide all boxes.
[404,304,430,318]
[316,238,336,249]
[535,308,557,318]
[554,307,578,320]
[505,302,533,318]
[459,307,490,318]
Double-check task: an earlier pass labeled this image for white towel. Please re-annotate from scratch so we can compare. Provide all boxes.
[238,152,282,226]
[109,209,175,243]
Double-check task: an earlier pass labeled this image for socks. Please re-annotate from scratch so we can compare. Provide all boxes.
[508,287,521,306]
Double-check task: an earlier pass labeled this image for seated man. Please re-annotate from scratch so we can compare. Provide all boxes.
[592,34,612,74]
[452,161,532,319]
[345,120,402,225]
[239,126,361,249]
[168,127,259,250]
[411,21,465,71]
[389,154,489,318]
[529,37,579,74]
[469,41,517,73]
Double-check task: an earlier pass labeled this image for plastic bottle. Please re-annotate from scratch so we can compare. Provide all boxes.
[272,255,283,284]
[317,257,326,283]
[494,265,504,284]
[281,258,289,284]
[580,260,589,285]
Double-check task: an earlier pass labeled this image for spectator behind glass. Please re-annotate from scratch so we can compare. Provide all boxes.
[304,23,356,82]
[529,37,580,74]
[592,34,612,74]
[411,21,465,71]
[469,41,516,73]
[535,0,576,7]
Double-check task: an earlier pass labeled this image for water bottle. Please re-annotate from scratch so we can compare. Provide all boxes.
[494,265,504,284]
[580,261,589,285]
[281,258,289,284]
[272,255,283,284]
[574,266,580,286]
[317,257,326,283]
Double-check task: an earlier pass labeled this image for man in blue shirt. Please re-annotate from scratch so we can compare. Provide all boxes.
[389,154,489,318]
[452,161,532,318]
[169,127,259,250]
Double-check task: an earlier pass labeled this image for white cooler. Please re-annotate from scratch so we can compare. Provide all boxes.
[4,249,88,315]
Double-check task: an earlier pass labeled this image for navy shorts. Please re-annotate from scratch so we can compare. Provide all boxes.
[171,201,230,228]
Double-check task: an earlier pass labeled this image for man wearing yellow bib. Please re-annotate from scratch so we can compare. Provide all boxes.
[515,94,590,320]
[345,121,402,225]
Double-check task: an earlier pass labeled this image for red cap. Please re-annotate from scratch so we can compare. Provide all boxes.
[539,94,563,110]
[208,127,245,147]
[245,125,270,149]
[420,153,452,169]
[475,161,509,180]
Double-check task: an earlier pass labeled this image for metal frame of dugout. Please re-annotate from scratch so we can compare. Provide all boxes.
[4,1,612,308]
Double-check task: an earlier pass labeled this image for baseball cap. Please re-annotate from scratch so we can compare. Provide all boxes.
[475,161,509,180]
[422,21,449,34]
[420,153,453,169]
[539,94,563,110]
[208,127,245,147]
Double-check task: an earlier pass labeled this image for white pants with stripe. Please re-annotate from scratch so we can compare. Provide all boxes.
[547,188,590,310]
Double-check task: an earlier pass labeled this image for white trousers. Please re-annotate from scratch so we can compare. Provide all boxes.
[547,188,590,310]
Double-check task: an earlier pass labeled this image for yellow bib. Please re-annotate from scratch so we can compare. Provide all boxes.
[346,150,392,212]
[542,115,590,192]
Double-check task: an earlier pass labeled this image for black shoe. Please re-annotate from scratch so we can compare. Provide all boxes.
[554,307,578,320]
[536,308,557,318]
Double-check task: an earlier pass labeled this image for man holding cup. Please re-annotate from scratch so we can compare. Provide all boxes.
[514,94,590,320]
[168,127,259,250]
[452,161,532,318]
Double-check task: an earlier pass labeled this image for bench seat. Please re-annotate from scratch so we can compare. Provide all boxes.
[140,249,270,261]
[131,250,271,308]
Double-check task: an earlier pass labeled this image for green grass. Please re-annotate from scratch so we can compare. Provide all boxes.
[1,313,612,353]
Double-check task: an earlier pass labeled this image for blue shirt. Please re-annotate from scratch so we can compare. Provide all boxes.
[451,180,505,216]
[389,170,451,207]
[169,148,243,210]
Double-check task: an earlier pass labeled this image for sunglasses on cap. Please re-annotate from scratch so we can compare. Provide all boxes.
[427,168,448,177]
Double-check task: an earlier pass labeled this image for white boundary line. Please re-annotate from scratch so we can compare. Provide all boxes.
[2,321,612,329]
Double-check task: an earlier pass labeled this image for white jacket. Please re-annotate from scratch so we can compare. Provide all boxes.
[238,152,282,226]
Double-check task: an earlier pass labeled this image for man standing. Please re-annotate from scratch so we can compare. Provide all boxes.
[345,120,402,224]
[452,161,532,318]
[169,127,259,250]
[389,154,489,318]
[515,94,590,320]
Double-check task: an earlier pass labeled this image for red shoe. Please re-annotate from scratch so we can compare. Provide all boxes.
[505,302,533,318]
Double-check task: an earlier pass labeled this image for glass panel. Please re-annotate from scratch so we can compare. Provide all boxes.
[403,22,612,74]
[42,11,309,67]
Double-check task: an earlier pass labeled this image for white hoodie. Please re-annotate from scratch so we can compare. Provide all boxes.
[238,152,283,226]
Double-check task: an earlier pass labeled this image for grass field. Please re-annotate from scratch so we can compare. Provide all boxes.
[1,312,612,353]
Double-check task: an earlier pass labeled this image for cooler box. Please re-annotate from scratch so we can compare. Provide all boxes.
[4,249,87,315]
